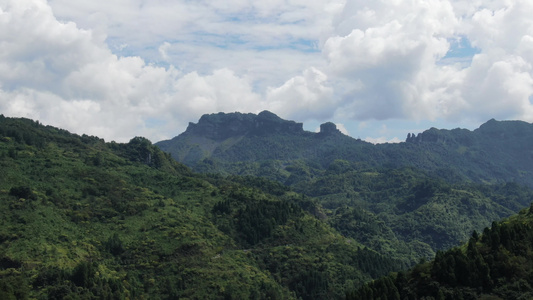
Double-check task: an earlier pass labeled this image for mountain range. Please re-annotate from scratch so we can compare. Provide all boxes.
[156,111,533,268]
[2,112,533,299]
[156,111,533,188]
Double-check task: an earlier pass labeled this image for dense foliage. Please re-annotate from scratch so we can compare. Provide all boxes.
[0,116,400,299]
[348,204,533,299]
[157,112,533,265]
[154,111,533,299]
[305,166,533,263]
[3,113,533,299]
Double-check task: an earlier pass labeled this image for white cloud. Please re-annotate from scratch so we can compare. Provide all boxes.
[1,0,342,142]
[266,67,335,120]
[324,0,533,125]
[336,123,349,135]
[169,69,261,116]
[324,0,459,121]
[457,1,533,122]
[158,42,171,61]
[2,0,533,144]
[0,0,267,142]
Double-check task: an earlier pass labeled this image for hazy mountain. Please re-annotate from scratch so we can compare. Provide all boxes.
[156,110,364,168]
[156,111,533,187]
[156,111,533,262]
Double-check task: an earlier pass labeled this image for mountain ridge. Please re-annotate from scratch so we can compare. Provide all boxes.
[155,111,533,264]
[157,110,360,167]
[156,111,533,188]
[182,110,348,140]
[2,114,533,299]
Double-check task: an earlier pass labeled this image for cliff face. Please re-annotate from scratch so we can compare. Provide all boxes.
[158,114,533,189]
[184,111,304,141]
[405,119,533,145]
[155,111,316,165]
[318,122,342,136]
[155,111,359,167]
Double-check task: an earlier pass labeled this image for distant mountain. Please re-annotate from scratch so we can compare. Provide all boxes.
[156,110,358,168]
[156,111,533,262]
[156,111,533,187]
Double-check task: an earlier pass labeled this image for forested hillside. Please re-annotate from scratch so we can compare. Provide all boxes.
[313,168,533,263]
[348,204,533,299]
[156,111,533,263]
[0,115,401,299]
[2,114,533,299]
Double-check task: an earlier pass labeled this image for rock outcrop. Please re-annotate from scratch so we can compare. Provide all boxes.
[184,111,304,140]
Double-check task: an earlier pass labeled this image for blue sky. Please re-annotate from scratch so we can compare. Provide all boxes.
[1,0,533,143]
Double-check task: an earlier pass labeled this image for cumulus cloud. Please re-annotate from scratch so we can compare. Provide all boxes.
[2,0,533,144]
[458,1,533,122]
[324,0,459,121]
[324,0,533,125]
[0,0,348,142]
[168,69,261,115]
[266,67,335,120]
[0,0,267,141]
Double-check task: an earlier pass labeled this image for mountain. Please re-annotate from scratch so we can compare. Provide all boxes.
[3,113,533,299]
[400,118,533,186]
[156,111,533,262]
[348,203,533,299]
[156,112,533,187]
[0,115,403,299]
[156,110,359,169]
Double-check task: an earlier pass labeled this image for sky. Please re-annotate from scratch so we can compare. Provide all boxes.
[1,0,533,143]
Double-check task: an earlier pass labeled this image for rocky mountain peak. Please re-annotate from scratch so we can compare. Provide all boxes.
[319,122,341,135]
[184,111,303,140]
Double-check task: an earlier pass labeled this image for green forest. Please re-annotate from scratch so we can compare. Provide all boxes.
[157,112,533,263]
[0,116,399,299]
[2,113,533,299]
[348,204,533,299]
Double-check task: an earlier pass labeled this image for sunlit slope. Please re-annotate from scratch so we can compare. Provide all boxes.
[0,115,399,299]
